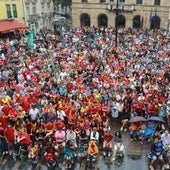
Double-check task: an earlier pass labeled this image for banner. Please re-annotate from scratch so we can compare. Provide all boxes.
[50,50,60,77]
[149,8,153,22]
[27,30,34,52]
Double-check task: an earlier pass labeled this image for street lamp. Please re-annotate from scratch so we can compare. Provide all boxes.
[108,0,125,47]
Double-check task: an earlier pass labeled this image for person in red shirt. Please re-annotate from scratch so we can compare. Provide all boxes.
[45,122,54,138]
[4,123,15,155]
[13,128,30,156]
[0,123,8,154]
[103,129,113,156]
[17,129,30,145]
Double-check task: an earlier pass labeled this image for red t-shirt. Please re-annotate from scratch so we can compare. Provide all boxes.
[104,133,113,142]
[18,132,30,145]
[45,123,54,131]
[55,121,65,130]
[4,127,15,142]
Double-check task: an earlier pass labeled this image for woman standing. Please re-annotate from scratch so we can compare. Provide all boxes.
[112,131,124,161]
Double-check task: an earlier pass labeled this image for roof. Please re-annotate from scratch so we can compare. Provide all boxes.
[0,19,26,34]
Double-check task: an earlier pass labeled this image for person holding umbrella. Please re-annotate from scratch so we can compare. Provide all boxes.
[129,116,147,141]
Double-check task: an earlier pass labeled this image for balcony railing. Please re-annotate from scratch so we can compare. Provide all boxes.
[27,14,40,22]
[107,4,135,13]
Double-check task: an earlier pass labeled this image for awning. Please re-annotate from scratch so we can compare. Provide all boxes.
[0,19,26,34]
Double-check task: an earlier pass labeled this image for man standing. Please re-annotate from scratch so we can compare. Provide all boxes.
[161,130,170,147]
[29,105,39,121]
[90,127,99,143]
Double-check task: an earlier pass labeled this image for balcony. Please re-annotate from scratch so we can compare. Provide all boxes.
[27,14,40,22]
[41,13,48,19]
[123,5,134,12]
[107,4,135,13]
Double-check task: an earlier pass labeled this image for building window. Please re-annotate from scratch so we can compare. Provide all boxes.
[154,0,160,5]
[33,7,36,14]
[6,4,12,18]
[26,6,30,15]
[120,0,125,3]
[100,0,106,3]
[82,0,87,2]
[12,4,17,18]
[136,0,142,5]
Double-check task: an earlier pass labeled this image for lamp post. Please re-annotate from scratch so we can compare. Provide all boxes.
[108,0,125,47]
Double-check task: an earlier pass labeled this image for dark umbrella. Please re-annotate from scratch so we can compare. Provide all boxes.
[147,116,165,123]
[88,38,94,43]
[129,116,147,123]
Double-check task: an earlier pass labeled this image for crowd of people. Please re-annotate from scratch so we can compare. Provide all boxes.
[0,26,169,169]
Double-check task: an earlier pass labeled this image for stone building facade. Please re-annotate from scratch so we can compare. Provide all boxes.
[24,0,53,31]
[72,0,170,30]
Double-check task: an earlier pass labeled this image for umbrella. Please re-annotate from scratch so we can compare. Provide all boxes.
[147,116,165,123]
[158,50,165,55]
[88,38,94,43]
[129,116,147,123]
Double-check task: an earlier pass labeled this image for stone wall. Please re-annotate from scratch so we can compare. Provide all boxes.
[72,0,170,30]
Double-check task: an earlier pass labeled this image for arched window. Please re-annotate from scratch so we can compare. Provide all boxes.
[98,14,108,27]
[116,15,125,28]
[80,13,90,26]
[150,15,160,29]
[133,15,141,28]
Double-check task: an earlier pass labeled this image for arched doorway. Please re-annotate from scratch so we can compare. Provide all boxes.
[80,13,90,26]
[98,14,108,27]
[150,15,160,29]
[115,15,125,28]
[133,15,141,29]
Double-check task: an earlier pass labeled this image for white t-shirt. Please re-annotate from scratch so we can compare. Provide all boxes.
[29,108,39,121]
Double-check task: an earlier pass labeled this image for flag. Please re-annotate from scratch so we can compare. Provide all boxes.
[50,50,60,77]
[140,10,143,22]
[140,10,144,28]
[27,30,34,52]
[149,8,153,22]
